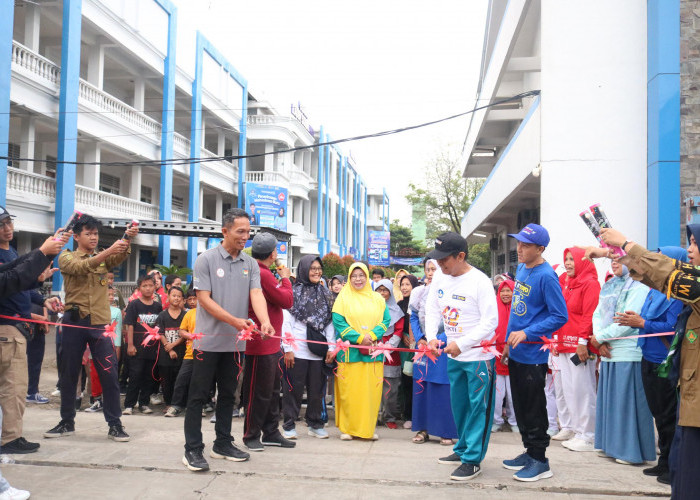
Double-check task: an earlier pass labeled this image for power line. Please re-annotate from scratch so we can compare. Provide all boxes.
[0,90,539,167]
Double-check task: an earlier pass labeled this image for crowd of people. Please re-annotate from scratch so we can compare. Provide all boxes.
[0,203,698,499]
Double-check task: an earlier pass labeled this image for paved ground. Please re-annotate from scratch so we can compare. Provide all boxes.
[8,335,671,499]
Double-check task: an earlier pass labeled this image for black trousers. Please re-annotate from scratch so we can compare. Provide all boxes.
[119,346,129,389]
[671,425,700,500]
[172,359,193,408]
[508,359,550,461]
[159,363,181,406]
[27,330,45,395]
[242,352,282,441]
[282,357,325,431]
[641,358,676,469]
[401,373,413,420]
[59,317,121,426]
[124,357,155,408]
[184,350,241,452]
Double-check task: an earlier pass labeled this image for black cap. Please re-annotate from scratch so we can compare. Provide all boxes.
[426,232,467,260]
[0,206,14,222]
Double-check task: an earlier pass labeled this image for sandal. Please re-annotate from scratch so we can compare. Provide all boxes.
[440,438,453,446]
[412,430,429,443]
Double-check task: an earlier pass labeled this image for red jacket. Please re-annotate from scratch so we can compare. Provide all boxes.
[382,317,404,367]
[247,263,293,356]
[494,280,514,376]
[554,247,601,353]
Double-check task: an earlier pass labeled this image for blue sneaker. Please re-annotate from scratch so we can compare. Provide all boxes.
[513,457,553,482]
[26,393,49,404]
[502,452,531,471]
[308,427,329,439]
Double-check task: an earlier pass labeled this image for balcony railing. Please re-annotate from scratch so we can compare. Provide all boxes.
[11,41,60,85]
[7,167,56,201]
[245,170,289,185]
[75,185,159,220]
[173,133,191,156]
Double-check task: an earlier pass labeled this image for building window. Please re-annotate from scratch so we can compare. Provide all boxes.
[141,186,152,204]
[7,143,20,168]
[172,195,185,212]
[99,173,121,195]
[45,156,57,178]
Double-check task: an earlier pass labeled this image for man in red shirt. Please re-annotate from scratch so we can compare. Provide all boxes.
[242,233,294,451]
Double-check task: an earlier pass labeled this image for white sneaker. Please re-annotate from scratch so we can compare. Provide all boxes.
[282,429,297,439]
[340,433,353,441]
[562,438,595,452]
[308,428,329,439]
[150,395,163,406]
[51,388,60,397]
[491,424,503,433]
[551,429,575,441]
[139,406,153,415]
[0,486,31,500]
[122,407,133,415]
[547,427,559,437]
[371,433,379,441]
[509,425,519,433]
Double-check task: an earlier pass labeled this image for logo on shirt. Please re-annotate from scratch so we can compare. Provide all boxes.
[452,294,466,301]
[687,329,697,344]
[138,313,159,326]
[442,306,459,327]
[243,269,249,277]
[216,268,225,278]
[437,289,444,298]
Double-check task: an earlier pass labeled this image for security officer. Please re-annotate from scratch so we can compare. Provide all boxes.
[44,214,138,442]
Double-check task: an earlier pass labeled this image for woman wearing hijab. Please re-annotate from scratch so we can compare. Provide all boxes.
[410,259,458,445]
[393,269,410,301]
[590,260,654,465]
[332,262,391,440]
[552,247,601,452]
[375,278,405,429]
[612,246,686,484]
[281,255,336,440]
[329,275,346,298]
[398,274,419,428]
[492,279,518,433]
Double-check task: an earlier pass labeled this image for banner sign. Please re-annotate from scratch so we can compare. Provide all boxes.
[390,256,423,266]
[244,239,288,267]
[245,182,288,231]
[368,230,390,266]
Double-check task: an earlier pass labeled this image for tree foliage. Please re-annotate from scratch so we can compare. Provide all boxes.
[388,219,425,253]
[321,253,395,280]
[406,145,484,241]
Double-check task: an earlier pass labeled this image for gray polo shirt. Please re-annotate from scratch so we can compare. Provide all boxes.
[192,244,261,352]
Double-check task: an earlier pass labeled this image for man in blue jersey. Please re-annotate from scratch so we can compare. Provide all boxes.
[501,223,568,482]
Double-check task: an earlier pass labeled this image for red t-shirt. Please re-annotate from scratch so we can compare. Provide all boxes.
[246,263,293,356]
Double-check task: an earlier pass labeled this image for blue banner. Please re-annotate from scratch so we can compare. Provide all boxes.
[245,182,288,231]
[390,256,423,266]
[368,230,390,266]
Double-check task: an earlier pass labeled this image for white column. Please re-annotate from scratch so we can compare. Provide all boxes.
[20,116,36,172]
[215,192,223,222]
[264,142,274,172]
[129,166,142,200]
[87,44,104,89]
[133,77,145,112]
[217,130,225,155]
[201,116,206,149]
[82,143,100,189]
[199,187,204,218]
[24,4,41,52]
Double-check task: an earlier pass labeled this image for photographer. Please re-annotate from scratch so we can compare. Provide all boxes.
[44,214,137,443]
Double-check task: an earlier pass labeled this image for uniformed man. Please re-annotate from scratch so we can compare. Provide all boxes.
[44,214,137,442]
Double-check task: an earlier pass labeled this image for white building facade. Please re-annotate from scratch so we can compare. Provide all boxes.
[461,0,679,276]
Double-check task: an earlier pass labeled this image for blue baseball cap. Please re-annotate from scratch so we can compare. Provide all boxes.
[508,223,550,247]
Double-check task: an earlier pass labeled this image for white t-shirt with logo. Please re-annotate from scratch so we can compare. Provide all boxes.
[425,266,499,362]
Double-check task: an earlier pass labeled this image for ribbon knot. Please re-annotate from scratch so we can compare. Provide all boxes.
[370,342,394,364]
[413,342,439,363]
[237,323,256,342]
[139,321,161,347]
[282,331,298,351]
[102,320,117,341]
[479,339,502,359]
[539,336,556,352]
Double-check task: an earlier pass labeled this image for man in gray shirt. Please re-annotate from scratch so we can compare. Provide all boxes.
[183,208,274,472]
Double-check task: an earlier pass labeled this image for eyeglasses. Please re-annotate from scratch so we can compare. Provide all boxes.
[0,220,13,229]
[309,266,323,272]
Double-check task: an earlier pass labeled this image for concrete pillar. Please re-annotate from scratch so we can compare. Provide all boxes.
[217,130,225,155]
[264,142,274,172]
[87,44,104,89]
[24,4,41,52]
[200,116,206,148]
[82,143,100,189]
[133,77,145,111]
[215,192,223,222]
[199,187,204,218]
[20,116,35,171]
[128,165,141,199]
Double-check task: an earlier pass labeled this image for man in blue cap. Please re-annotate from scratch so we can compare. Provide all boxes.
[501,223,568,482]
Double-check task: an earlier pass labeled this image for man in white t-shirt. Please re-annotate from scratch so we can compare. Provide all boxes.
[425,232,499,482]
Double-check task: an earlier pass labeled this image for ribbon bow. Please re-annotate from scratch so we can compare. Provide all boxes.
[190,332,203,341]
[370,342,393,364]
[102,320,117,341]
[237,323,256,342]
[413,342,439,363]
[282,331,298,351]
[140,321,161,347]
[479,339,502,359]
[334,339,351,358]
[539,336,556,352]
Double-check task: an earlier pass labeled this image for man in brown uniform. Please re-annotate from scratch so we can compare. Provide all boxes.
[44,214,137,442]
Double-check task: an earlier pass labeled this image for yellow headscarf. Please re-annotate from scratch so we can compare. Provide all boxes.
[393,269,409,301]
[332,262,386,337]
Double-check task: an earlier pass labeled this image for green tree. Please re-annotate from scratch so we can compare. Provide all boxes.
[468,242,491,275]
[389,219,425,254]
[406,145,484,241]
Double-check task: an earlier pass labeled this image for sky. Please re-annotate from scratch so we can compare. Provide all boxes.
[174,0,489,224]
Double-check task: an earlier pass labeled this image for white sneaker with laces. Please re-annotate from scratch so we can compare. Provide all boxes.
[340,433,353,441]
[51,388,60,397]
[140,406,153,414]
[0,486,31,500]
[150,395,163,406]
[551,428,575,441]
[562,438,595,452]
[122,407,133,415]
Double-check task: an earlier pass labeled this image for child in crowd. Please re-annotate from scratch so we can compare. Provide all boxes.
[123,275,162,414]
[375,279,405,429]
[492,279,518,433]
[156,287,186,410]
[166,289,197,417]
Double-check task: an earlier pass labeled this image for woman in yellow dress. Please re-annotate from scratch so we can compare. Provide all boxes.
[332,262,391,440]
